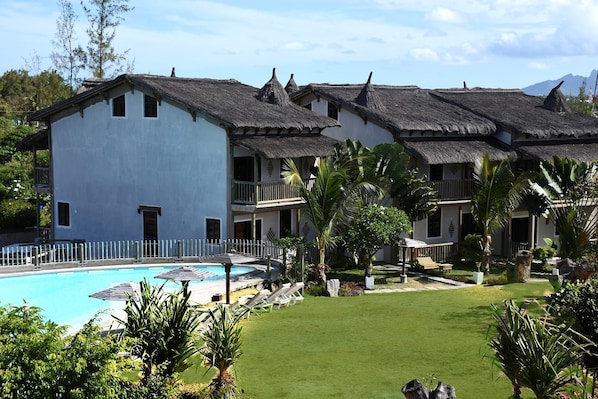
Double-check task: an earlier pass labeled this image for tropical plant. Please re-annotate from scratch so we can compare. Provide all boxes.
[489,300,592,399]
[283,140,385,286]
[200,304,248,399]
[526,156,598,261]
[471,154,528,271]
[343,203,411,276]
[547,279,598,387]
[116,278,203,383]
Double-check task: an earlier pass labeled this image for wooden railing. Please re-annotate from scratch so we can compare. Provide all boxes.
[428,179,473,201]
[0,239,284,268]
[232,179,313,205]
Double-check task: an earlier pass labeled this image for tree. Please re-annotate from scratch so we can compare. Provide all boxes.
[283,140,385,286]
[471,154,528,271]
[81,0,134,78]
[200,304,247,399]
[52,0,86,93]
[343,203,411,276]
[116,279,203,383]
[372,142,437,223]
[526,156,598,261]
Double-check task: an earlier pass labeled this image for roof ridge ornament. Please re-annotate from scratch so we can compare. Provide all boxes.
[256,68,292,106]
[355,71,385,111]
[285,73,299,94]
[543,80,572,113]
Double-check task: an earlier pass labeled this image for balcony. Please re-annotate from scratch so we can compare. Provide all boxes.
[232,179,312,208]
[34,167,50,192]
[428,179,473,202]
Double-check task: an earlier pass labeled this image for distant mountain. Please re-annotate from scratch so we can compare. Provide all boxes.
[523,70,598,97]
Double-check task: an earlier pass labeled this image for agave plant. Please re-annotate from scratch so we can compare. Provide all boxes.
[200,304,248,399]
[489,300,592,399]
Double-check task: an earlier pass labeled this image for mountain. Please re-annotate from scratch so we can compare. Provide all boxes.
[522,70,598,97]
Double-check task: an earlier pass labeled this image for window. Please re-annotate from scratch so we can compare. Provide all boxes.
[304,102,312,111]
[429,164,443,181]
[144,94,158,118]
[58,202,70,227]
[206,218,221,240]
[427,208,441,238]
[327,102,338,120]
[112,95,125,117]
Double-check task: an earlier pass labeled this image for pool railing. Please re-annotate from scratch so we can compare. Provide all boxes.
[0,239,284,268]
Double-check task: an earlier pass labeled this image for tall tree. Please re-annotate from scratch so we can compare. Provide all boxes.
[81,0,134,78]
[52,0,86,92]
[526,156,598,260]
[471,154,528,271]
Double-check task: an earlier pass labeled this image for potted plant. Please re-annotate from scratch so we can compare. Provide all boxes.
[473,262,484,285]
[463,234,484,284]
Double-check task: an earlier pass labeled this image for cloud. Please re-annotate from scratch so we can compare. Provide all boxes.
[410,48,439,62]
[528,62,549,70]
[425,7,467,24]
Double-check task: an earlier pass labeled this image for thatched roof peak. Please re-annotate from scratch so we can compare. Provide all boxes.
[256,68,292,106]
[355,72,385,111]
[285,73,299,94]
[543,81,571,113]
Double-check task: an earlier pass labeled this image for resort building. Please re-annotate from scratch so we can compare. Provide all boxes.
[290,75,598,258]
[23,70,338,247]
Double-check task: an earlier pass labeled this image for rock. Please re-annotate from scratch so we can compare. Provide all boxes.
[326,279,340,297]
[401,379,456,399]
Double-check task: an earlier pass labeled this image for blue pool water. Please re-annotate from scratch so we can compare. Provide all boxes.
[0,264,253,329]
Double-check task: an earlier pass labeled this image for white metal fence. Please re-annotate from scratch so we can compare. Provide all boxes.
[0,239,284,268]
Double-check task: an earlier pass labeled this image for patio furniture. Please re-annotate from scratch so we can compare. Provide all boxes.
[416,256,440,270]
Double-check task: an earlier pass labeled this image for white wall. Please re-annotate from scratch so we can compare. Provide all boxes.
[310,98,394,148]
[51,88,229,242]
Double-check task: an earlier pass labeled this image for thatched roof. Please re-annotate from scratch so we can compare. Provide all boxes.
[231,134,339,159]
[285,74,299,94]
[154,266,216,282]
[29,73,338,132]
[515,141,598,162]
[355,72,385,111]
[89,282,141,301]
[432,88,598,139]
[76,77,112,94]
[16,128,48,151]
[291,84,495,136]
[401,138,515,165]
[256,68,292,106]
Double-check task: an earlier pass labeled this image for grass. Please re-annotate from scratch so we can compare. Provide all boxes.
[181,279,554,399]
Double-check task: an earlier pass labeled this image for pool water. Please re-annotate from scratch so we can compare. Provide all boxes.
[0,265,253,329]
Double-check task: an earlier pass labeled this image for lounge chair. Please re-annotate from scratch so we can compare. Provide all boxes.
[283,282,305,305]
[237,289,273,316]
[265,283,291,309]
[416,256,440,270]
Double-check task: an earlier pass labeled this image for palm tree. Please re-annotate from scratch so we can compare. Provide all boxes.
[526,156,598,260]
[283,140,385,287]
[200,304,247,399]
[471,154,528,271]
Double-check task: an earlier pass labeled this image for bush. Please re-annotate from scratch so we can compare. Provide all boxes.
[531,246,556,265]
[0,199,36,228]
[461,234,482,262]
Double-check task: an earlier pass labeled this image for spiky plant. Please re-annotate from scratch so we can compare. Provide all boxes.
[200,304,248,399]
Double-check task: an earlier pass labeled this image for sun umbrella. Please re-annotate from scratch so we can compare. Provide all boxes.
[154,266,217,295]
[89,282,141,301]
[198,252,258,304]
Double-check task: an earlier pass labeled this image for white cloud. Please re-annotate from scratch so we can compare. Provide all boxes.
[528,62,549,70]
[425,8,467,24]
[410,48,439,62]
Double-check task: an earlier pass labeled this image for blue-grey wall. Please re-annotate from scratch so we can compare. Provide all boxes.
[51,88,229,242]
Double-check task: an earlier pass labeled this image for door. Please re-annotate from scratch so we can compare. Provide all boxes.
[143,210,158,256]
[234,220,262,240]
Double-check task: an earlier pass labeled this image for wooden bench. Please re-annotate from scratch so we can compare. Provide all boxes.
[416,256,440,270]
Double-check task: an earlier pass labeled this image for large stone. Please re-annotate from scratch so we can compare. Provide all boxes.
[509,250,532,283]
[326,279,340,297]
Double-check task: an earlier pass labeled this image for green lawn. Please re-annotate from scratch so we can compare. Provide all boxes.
[183,281,553,399]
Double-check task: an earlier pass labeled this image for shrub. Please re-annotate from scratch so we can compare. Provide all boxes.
[531,246,556,266]
[461,234,482,262]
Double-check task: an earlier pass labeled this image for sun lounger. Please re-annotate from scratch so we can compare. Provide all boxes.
[265,283,291,309]
[416,256,440,270]
[237,289,273,316]
[283,282,305,305]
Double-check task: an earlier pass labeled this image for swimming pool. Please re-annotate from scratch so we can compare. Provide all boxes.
[0,264,254,329]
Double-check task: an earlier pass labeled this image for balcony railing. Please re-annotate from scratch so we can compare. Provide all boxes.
[34,167,50,187]
[428,179,473,201]
[233,179,312,205]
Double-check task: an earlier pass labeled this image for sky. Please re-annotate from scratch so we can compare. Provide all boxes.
[1,0,598,90]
